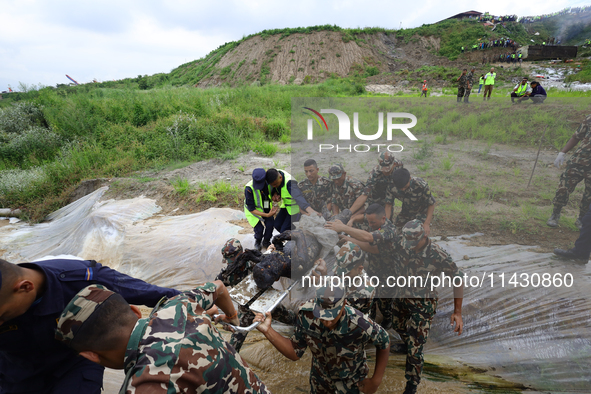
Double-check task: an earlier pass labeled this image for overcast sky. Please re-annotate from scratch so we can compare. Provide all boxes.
[1,0,589,91]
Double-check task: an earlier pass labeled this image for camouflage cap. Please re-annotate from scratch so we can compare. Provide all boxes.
[221,238,243,263]
[55,284,115,346]
[328,164,344,180]
[378,151,401,171]
[335,242,365,275]
[401,219,425,249]
[312,284,346,320]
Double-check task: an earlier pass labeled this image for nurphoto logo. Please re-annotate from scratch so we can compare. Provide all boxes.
[303,107,418,153]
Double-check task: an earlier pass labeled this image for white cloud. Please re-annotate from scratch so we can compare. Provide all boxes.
[0,0,586,90]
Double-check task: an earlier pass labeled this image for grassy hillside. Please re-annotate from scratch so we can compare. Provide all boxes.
[1,76,587,221]
[4,8,591,220]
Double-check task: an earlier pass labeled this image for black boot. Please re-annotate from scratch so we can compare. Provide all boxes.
[254,240,262,251]
[403,381,418,394]
[554,248,588,263]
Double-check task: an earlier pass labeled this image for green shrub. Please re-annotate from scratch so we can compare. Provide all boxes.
[171,177,194,195]
[365,66,379,77]
[253,141,277,156]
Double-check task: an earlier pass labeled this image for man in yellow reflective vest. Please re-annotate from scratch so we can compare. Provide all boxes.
[511,77,531,104]
[266,168,319,233]
[483,67,496,101]
[244,168,277,250]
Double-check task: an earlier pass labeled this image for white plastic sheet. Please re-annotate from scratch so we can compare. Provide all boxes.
[0,187,254,289]
[1,190,590,391]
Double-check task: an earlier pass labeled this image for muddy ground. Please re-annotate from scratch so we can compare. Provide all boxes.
[78,120,586,256]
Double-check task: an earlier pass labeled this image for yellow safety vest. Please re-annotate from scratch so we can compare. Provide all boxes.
[485,72,496,85]
[277,171,300,216]
[244,180,271,227]
[516,83,528,96]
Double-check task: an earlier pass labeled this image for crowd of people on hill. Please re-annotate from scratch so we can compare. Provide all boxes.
[519,6,591,23]
[461,38,518,52]
[459,6,591,25]
[478,14,517,22]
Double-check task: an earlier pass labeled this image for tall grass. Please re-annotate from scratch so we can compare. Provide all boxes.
[1,79,589,221]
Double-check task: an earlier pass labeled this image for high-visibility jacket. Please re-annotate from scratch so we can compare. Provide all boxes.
[276,171,299,215]
[484,72,496,85]
[518,53,522,58]
[479,77,484,85]
[511,54,515,59]
[244,180,271,227]
[516,83,528,96]
[422,83,428,91]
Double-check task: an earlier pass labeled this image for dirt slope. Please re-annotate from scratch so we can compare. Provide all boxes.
[194,31,453,87]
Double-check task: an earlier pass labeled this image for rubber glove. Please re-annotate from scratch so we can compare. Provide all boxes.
[554,152,566,168]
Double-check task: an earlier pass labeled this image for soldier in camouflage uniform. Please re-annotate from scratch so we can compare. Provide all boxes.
[254,284,390,394]
[464,67,475,103]
[393,220,464,394]
[456,68,468,103]
[299,158,332,215]
[328,164,365,216]
[348,151,404,223]
[547,114,591,230]
[325,203,404,329]
[390,168,436,236]
[216,238,296,352]
[335,242,376,315]
[55,282,270,394]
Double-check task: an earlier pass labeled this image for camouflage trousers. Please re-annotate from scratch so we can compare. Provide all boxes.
[464,88,472,101]
[457,86,466,98]
[310,363,364,394]
[394,212,428,231]
[391,298,438,387]
[230,304,296,352]
[369,287,394,328]
[552,162,591,218]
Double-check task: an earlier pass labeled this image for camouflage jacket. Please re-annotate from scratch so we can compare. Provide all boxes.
[571,114,591,165]
[389,177,436,219]
[458,73,468,88]
[362,166,400,206]
[346,270,376,315]
[331,177,365,212]
[121,283,269,394]
[400,240,462,299]
[298,176,332,212]
[466,71,474,88]
[290,302,390,382]
[366,218,405,279]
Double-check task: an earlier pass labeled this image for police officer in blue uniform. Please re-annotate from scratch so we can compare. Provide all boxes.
[0,257,180,394]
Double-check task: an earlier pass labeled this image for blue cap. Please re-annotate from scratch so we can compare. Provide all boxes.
[252,168,267,190]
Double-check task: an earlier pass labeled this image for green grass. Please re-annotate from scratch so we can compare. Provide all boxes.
[196,180,241,203]
[2,76,590,221]
[253,141,278,157]
[171,177,194,196]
